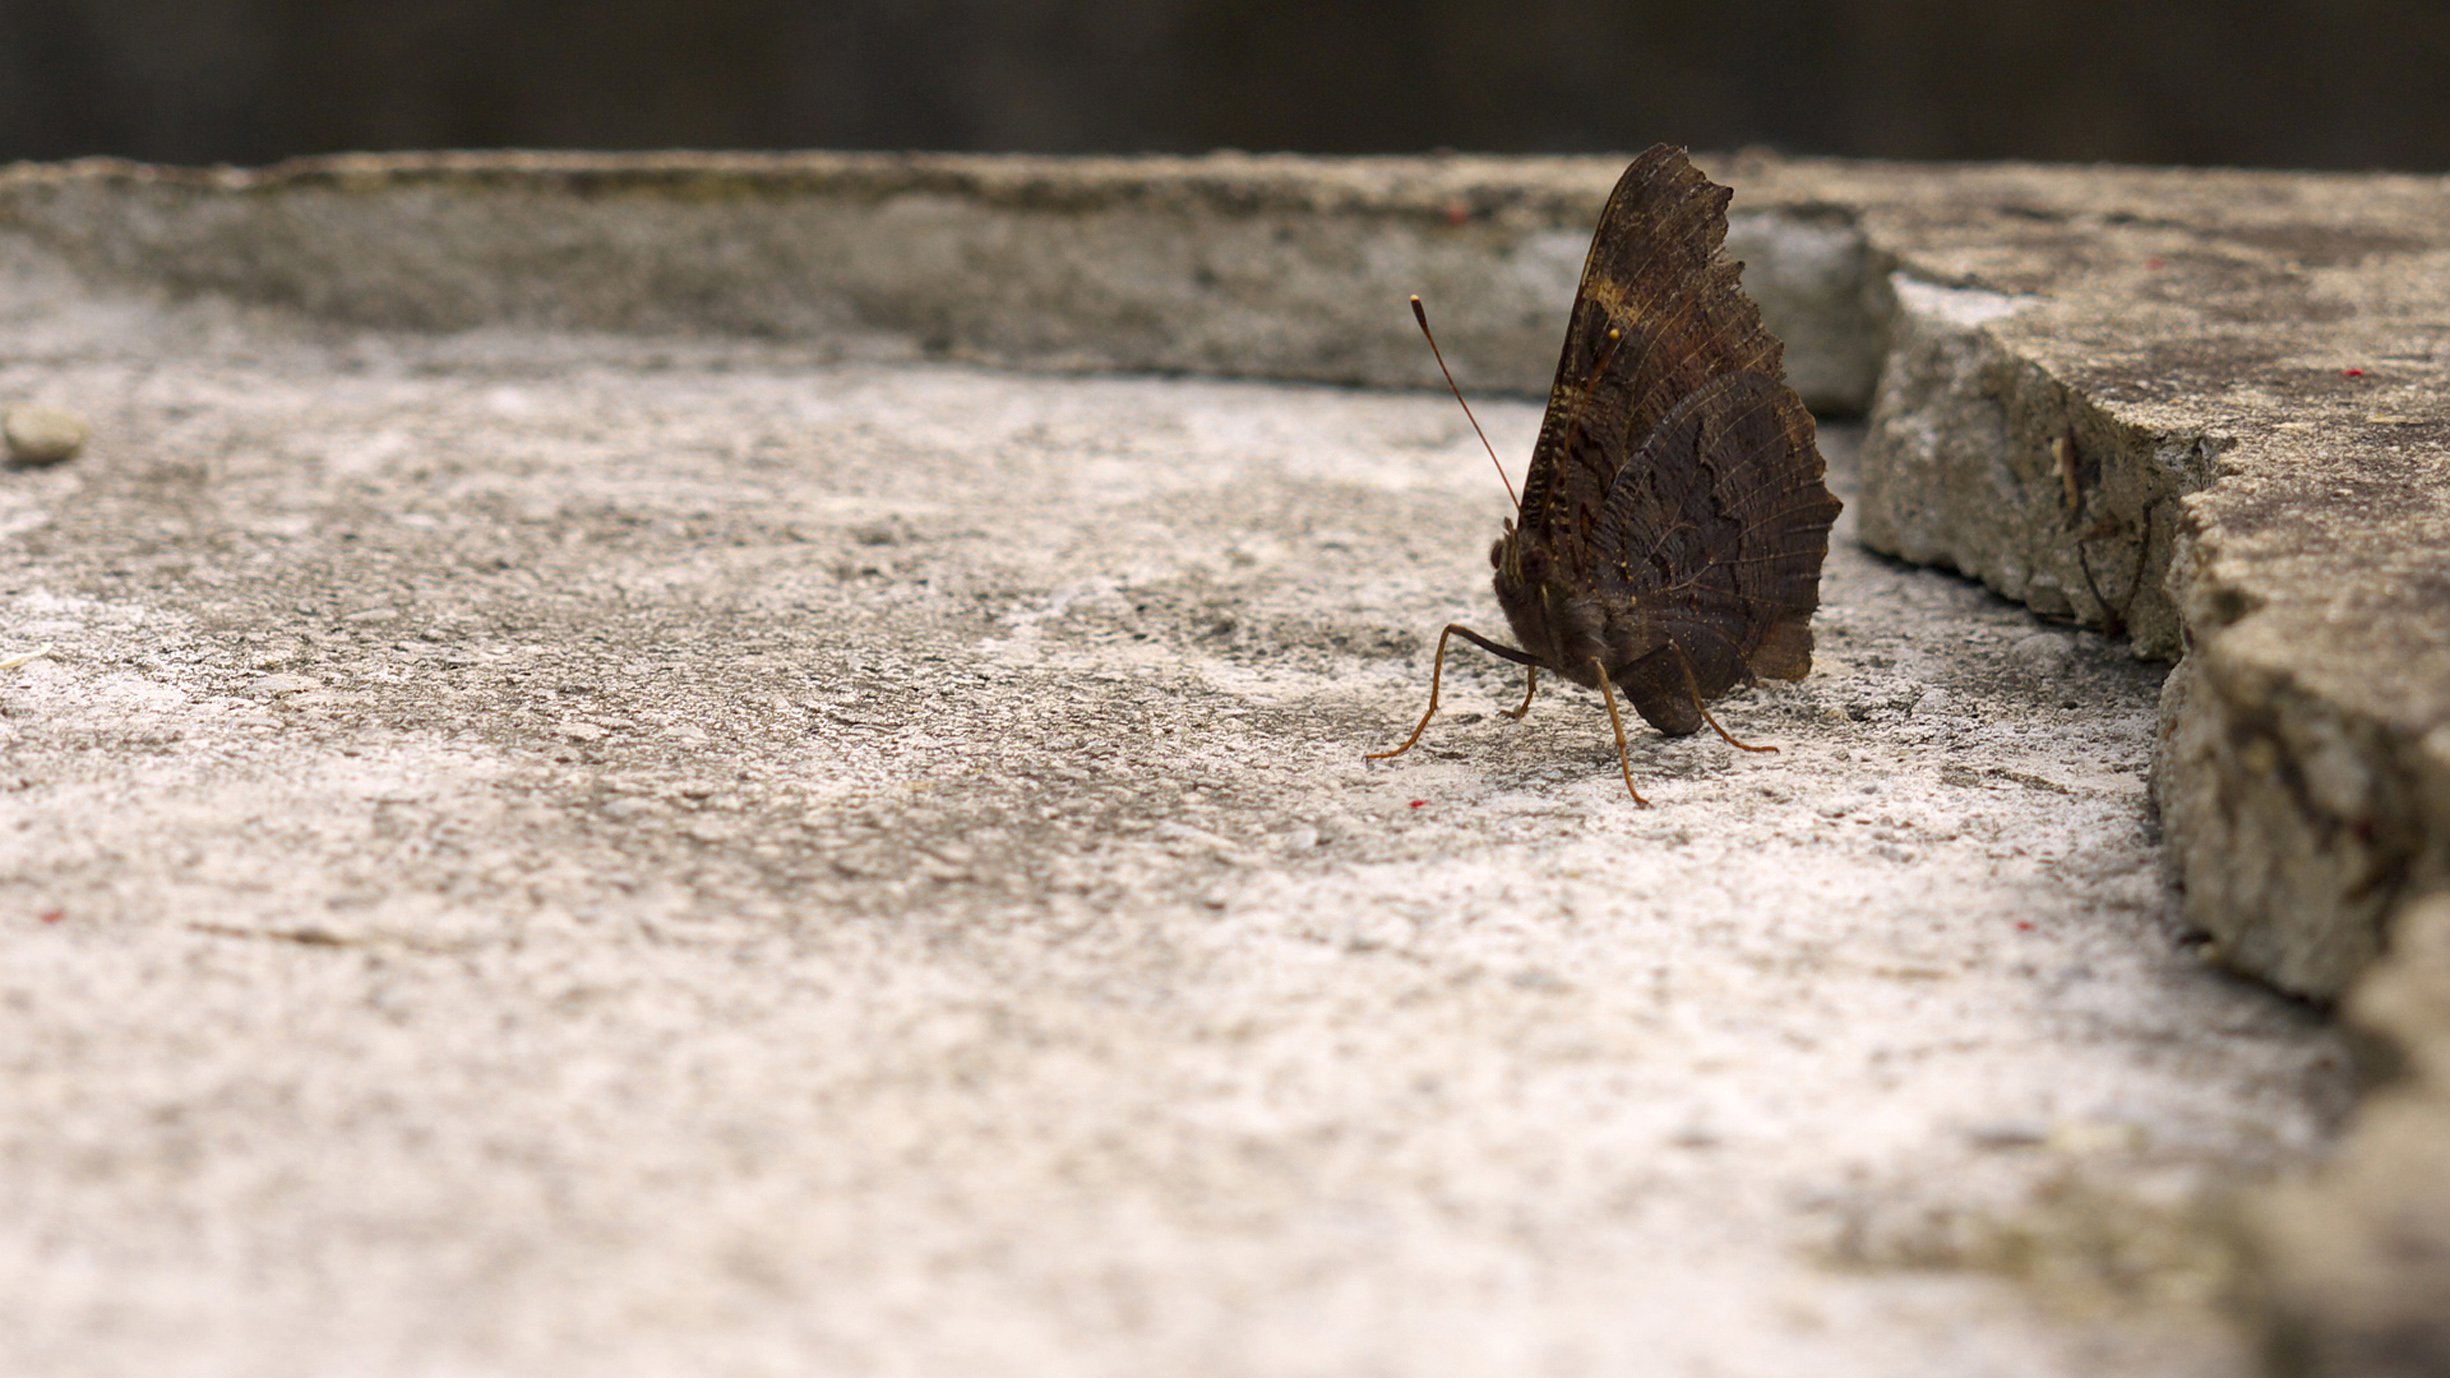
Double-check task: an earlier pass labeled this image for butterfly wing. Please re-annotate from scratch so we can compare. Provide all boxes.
[1592,369,1840,731]
[1515,145,1790,587]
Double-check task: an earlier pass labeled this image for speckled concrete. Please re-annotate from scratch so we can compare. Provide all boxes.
[3,148,2444,1376]
[0,264,2339,1376]
[7,150,2442,1003]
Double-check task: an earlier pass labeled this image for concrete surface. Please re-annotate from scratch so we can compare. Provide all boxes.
[2,148,2445,1375]
[6,150,2441,1003]
[0,255,2343,1375]
[2255,895,2450,1378]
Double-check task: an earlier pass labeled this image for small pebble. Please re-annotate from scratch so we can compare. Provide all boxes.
[3,405,91,466]
[2009,630,2073,671]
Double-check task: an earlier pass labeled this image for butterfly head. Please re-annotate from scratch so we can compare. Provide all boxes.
[1489,521,1570,672]
[1489,519,1546,586]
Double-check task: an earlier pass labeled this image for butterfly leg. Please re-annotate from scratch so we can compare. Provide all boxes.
[1368,624,1540,762]
[1501,666,1539,720]
[1586,657,1650,806]
[1675,646,1778,754]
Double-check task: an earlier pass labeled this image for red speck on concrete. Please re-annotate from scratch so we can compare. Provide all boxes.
[2015,921,2034,932]
[2342,367,2367,378]
[37,909,66,925]
[1409,799,1427,809]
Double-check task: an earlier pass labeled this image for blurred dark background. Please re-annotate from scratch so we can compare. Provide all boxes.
[2,0,2445,171]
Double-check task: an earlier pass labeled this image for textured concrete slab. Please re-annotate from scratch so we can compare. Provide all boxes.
[5,151,2441,1002]
[0,256,2342,1375]
[4,148,2447,1375]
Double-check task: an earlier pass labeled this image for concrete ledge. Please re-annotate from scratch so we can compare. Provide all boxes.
[1811,159,2450,1003]
[0,150,1884,411]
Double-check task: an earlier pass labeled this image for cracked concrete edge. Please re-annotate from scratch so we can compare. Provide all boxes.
[1832,167,2450,1005]
[1851,277,2206,660]
[1852,274,2419,998]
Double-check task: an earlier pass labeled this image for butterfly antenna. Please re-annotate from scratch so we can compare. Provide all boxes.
[1411,295,1516,509]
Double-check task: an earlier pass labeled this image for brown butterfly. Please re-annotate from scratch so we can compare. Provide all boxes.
[1370,145,1842,804]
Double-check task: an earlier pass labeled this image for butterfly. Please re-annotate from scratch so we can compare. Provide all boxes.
[1369,144,1842,804]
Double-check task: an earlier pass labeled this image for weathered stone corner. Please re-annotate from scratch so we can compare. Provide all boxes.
[1776,159,2450,1004]
[1852,278,2203,660]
